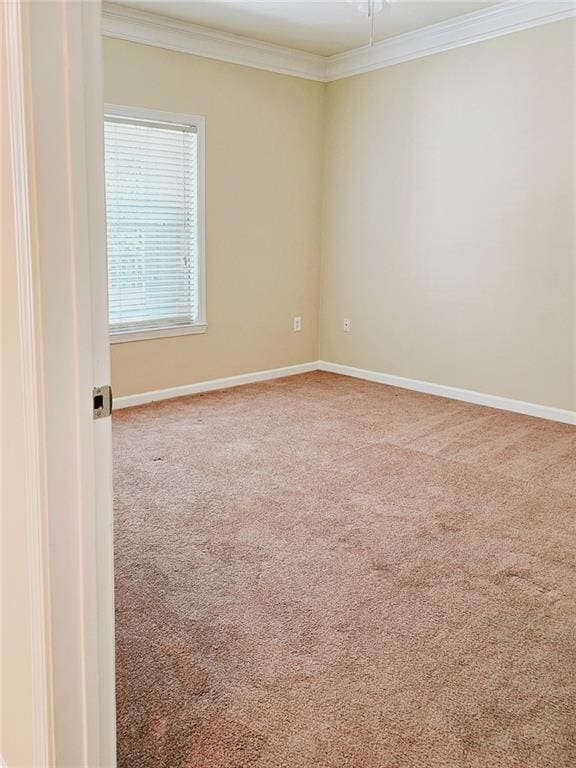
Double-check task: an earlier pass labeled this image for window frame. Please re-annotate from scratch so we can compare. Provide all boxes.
[104,104,207,344]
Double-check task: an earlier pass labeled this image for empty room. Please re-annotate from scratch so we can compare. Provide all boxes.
[2,1,575,767]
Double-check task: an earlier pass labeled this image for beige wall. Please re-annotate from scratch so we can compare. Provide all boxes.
[105,21,575,411]
[103,38,324,397]
[320,20,575,411]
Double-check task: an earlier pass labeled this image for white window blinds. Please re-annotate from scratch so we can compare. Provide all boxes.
[104,113,201,336]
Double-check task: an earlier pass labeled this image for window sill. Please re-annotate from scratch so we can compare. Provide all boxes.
[110,323,207,344]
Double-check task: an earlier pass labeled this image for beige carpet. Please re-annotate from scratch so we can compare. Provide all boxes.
[113,371,576,768]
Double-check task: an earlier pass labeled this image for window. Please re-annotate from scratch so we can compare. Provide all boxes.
[104,106,205,342]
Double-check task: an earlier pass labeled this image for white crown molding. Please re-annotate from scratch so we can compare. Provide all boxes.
[103,1,576,83]
[326,0,576,81]
[101,2,327,81]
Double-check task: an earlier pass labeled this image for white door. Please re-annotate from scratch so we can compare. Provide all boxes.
[1,1,116,765]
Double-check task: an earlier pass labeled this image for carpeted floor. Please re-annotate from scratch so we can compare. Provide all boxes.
[113,371,576,768]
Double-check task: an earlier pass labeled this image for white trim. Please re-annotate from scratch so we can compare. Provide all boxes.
[18,2,116,764]
[104,103,207,339]
[101,1,576,83]
[101,2,327,82]
[115,359,576,424]
[114,362,319,409]
[110,322,207,344]
[326,0,576,80]
[3,2,52,763]
[104,103,204,130]
[318,362,576,426]
[82,5,118,762]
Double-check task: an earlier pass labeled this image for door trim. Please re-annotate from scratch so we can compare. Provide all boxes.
[3,2,52,763]
[3,1,117,764]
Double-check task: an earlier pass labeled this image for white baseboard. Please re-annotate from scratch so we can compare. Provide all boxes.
[113,361,319,409]
[114,358,576,426]
[318,361,576,426]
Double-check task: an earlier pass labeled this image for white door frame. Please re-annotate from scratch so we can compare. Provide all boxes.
[2,1,116,765]
[2,3,53,764]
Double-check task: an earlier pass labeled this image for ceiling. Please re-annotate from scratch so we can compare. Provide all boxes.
[116,0,504,57]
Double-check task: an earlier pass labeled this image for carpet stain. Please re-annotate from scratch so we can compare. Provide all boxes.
[113,371,576,767]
